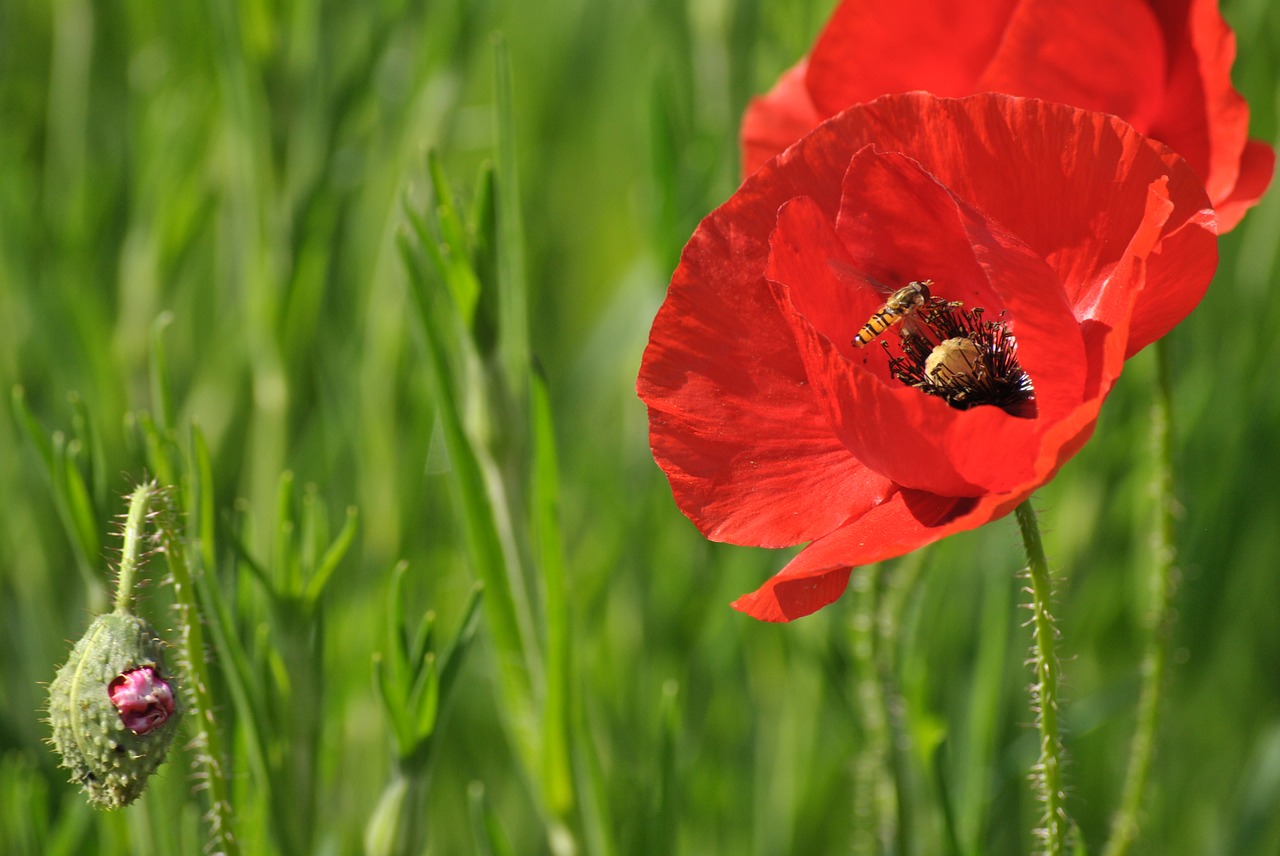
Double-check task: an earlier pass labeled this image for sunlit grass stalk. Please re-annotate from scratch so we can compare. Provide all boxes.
[1102,340,1179,856]
[1015,499,1069,856]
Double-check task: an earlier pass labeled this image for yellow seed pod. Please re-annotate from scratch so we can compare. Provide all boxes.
[48,611,182,809]
[925,336,984,385]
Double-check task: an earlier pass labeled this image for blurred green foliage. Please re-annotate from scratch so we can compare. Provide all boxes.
[1,0,1277,853]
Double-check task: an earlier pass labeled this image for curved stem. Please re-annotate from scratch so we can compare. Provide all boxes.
[113,482,157,614]
[1103,340,1178,856]
[1015,499,1069,856]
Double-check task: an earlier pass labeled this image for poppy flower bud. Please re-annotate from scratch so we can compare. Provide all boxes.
[48,612,183,809]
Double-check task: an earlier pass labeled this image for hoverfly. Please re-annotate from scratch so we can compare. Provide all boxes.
[827,260,935,347]
[851,279,934,347]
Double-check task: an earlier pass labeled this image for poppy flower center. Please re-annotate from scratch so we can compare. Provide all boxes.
[879,294,1036,418]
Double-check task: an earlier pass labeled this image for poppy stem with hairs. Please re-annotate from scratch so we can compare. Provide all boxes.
[1016,498,1071,855]
[113,483,156,614]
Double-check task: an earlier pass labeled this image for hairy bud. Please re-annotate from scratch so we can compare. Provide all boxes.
[48,612,182,809]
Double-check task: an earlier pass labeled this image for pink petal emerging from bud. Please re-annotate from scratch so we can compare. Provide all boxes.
[108,667,176,735]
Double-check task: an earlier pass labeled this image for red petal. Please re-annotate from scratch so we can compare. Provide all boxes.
[732,391,1111,622]
[735,159,1158,622]
[829,146,1088,421]
[764,0,1270,227]
[1146,0,1273,228]
[1118,175,1212,359]
[1214,140,1276,233]
[731,488,1016,622]
[639,147,888,547]
[806,0,1017,113]
[978,0,1166,133]
[795,95,1216,353]
[741,61,826,178]
[764,157,1087,497]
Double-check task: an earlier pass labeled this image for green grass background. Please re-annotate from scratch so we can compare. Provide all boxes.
[2,0,1278,853]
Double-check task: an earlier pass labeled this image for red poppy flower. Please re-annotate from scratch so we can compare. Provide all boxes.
[742,0,1272,231]
[639,93,1216,622]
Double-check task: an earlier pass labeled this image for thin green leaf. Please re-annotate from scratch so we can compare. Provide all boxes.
[194,558,273,793]
[67,392,106,512]
[303,504,358,607]
[468,783,516,856]
[274,470,299,594]
[12,388,100,591]
[373,653,415,753]
[436,582,485,703]
[385,561,414,689]
[220,513,276,597]
[491,34,529,413]
[468,162,499,355]
[58,445,100,576]
[186,424,218,574]
[408,604,438,671]
[148,311,176,437]
[407,652,441,748]
[531,371,574,816]
[50,433,101,586]
[10,386,55,469]
[428,150,482,325]
[646,681,682,856]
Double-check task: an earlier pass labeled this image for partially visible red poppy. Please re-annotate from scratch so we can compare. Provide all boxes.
[640,93,1217,622]
[742,0,1272,231]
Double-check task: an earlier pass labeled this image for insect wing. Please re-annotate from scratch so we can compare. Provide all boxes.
[826,259,894,298]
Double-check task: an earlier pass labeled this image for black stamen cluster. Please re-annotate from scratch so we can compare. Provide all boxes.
[883,298,1036,417]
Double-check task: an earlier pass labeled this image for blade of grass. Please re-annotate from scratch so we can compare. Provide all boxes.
[428,151,483,325]
[491,34,530,418]
[148,313,176,438]
[67,393,106,514]
[399,229,541,764]
[468,782,517,856]
[11,386,102,597]
[303,505,359,607]
[958,551,1017,852]
[530,370,574,818]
